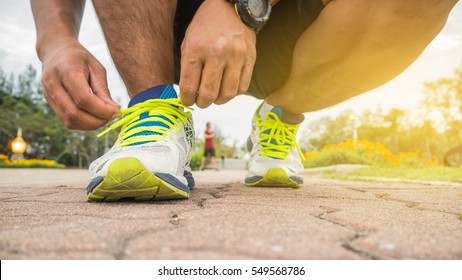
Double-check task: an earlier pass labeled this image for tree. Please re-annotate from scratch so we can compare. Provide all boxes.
[421,67,462,154]
[300,66,462,164]
[301,111,353,151]
[383,108,406,153]
[0,65,114,166]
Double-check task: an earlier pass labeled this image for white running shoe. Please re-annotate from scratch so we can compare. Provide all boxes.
[87,85,195,201]
[245,101,305,188]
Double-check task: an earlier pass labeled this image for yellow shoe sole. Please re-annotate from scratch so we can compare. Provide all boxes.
[245,168,302,188]
[87,157,190,202]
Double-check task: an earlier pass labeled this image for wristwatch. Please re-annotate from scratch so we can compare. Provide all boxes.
[229,0,271,34]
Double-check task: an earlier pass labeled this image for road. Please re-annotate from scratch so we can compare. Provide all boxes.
[1,168,461,259]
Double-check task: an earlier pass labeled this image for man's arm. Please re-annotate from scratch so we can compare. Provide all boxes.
[31,0,120,130]
[179,0,257,108]
[32,0,85,60]
[180,0,285,108]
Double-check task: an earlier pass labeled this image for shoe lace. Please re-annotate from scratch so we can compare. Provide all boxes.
[256,111,305,161]
[98,98,192,149]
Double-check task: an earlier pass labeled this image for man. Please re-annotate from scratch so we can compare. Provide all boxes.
[31,0,457,201]
[200,122,217,171]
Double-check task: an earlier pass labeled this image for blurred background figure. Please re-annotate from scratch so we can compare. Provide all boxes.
[221,153,225,169]
[200,122,217,171]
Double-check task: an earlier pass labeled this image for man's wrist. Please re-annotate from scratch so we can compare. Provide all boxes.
[204,0,255,32]
[228,0,272,34]
[36,34,78,61]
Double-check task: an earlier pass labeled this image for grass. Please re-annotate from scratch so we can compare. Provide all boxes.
[323,166,462,183]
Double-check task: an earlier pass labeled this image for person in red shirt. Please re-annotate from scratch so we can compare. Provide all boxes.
[200,122,217,170]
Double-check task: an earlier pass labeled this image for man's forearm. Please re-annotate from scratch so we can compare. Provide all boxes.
[31,0,86,60]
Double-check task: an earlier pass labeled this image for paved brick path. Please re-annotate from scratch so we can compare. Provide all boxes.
[1,168,461,259]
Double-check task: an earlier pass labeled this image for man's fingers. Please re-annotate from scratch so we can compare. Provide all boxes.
[88,61,120,109]
[215,65,240,105]
[179,59,202,106]
[45,81,109,130]
[238,59,255,94]
[196,61,224,108]
[60,68,119,120]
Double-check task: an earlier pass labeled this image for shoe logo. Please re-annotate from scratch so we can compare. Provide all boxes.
[95,159,109,174]
[184,120,195,147]
[287,166,296,173]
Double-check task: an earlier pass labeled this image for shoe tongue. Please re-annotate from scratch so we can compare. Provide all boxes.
[128,85,177,107]
[125,85,178,146]
[257,102,304,159]
[259,101,304,125]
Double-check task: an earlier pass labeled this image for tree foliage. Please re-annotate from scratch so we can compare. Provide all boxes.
[301,67,462,163]
[0,65,117,166]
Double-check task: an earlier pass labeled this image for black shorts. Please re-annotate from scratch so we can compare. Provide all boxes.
[204,148,216,157]
[174,0,324,99]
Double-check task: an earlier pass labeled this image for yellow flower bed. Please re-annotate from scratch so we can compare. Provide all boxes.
[0,154,8,161]
[0,154,65,169]
[304,139,438,167]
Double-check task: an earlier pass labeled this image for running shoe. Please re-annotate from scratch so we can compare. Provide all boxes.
[245,101,305,188]
[87,85,195,201]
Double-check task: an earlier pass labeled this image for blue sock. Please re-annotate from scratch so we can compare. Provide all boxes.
[128,84,177,107]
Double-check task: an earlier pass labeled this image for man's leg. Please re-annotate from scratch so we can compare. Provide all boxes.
[92,0,177,97]
[266,0,458,113]
[245,0,457,188]
[87,1,195,201]
[200,154,206,170]
[210,155,217,169]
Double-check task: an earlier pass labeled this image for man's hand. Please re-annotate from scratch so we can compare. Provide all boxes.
[179,0,257,108]
[31,0,120,130]
[40,38,120,130]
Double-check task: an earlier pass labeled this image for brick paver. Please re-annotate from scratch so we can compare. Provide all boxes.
[0,168,461,259]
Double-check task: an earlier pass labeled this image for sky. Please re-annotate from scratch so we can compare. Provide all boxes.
[0,0,461,146]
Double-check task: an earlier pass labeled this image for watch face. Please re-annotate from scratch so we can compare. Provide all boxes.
[248,0,267,18]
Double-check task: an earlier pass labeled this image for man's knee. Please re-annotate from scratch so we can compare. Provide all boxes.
[380,0,455,36]
[325,0,457,50]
